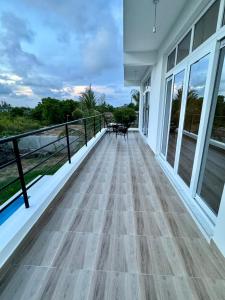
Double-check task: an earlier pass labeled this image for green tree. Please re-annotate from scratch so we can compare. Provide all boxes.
[31,98,79,124]
[10,107,32,118]
[0,101,11,112]
[79,85,97,112]
[113,107,136,126]
[72,108,84,120]
[130,89,140,110]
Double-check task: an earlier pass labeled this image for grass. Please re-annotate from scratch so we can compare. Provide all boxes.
[0,139,85,206]
[0,124,100,206]
[0,159,66,206]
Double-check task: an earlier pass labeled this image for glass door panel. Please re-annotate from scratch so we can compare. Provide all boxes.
[197,47,225,215]
[161,77,173,156]
[167,70,185,167]
[142,92,150,136]
[178,55,209,186]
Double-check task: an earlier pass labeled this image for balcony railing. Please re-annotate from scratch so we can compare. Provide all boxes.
[0,114,104,212]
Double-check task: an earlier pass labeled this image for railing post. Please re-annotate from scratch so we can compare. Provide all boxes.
[12,139,29,208]
[65,123,71,163]
[93,116,96,137]
[83,119,88,146]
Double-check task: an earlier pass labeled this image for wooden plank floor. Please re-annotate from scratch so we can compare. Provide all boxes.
[1,132,225,300]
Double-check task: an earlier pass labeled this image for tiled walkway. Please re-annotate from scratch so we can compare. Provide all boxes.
[1,133,225,299]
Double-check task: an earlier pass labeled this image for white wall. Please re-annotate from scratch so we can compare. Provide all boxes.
[145,57,164,153]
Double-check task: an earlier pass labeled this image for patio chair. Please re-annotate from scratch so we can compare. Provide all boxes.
[116,125,129,139]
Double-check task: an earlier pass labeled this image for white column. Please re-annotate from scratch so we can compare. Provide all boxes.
[138,85,144,131]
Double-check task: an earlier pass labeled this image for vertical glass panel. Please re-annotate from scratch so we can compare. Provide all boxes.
[178,55,209,186]
[197,47,225,215]
[142,92,150,136]
[162,78,173,156]
[167,49,176,72]
[177,31,191,64]
[167,70,185,167]
[193,0,220,50]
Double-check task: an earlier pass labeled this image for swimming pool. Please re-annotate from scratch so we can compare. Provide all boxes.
[0,197,24,225]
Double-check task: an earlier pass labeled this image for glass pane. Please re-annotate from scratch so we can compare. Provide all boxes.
[178,55,209,186]
[197,47,225,215]
[167,70,185,167]
[223,9,225,25]
[142,92,150,136]
[167,49,176,72]
[162,78,173,156]
[193,0,220,50]
[177,31,191,64]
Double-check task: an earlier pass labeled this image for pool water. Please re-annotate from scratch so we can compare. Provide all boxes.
[0,197,24,225]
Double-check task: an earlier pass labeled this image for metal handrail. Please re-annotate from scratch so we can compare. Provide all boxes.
[0,114,102,144]
[0,114,104,211]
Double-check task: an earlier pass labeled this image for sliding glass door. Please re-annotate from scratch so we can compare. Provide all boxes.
[178,55,209,186]
[167,70,185,167]
[197,45,225,215]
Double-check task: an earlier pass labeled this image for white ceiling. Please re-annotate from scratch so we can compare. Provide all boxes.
[123,0,187,52]
[124,65,149,86]
[123,0,209,85]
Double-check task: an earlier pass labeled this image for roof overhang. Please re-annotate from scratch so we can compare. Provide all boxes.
[124,51,156,86]
[123,0,210,86]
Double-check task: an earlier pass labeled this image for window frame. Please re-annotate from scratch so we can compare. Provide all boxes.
[160,75,173,158]
[192,0,220,51]
[159,0,225,224]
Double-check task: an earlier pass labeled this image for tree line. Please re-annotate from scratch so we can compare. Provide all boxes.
[0,86,140,137]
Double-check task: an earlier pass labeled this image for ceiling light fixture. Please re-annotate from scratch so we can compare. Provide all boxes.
[153,0,159,33]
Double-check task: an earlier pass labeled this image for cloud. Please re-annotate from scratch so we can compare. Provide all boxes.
[0,0,133,107]
[49,83,132,106]
[0,12,41,76]
[0,83,12,95]
[82,24,121,74]
[14,86,33,97]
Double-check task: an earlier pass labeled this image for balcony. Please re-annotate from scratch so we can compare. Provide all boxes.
[1,131,225,299]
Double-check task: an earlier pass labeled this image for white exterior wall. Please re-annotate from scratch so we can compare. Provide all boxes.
[146,57,164,153]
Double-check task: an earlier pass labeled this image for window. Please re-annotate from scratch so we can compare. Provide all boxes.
[193,0,220,50]
[197,46,225,214]
[167,49,176,72]
[167,71,185,167]
[223,8,225,25]
[142,92,150,136]
[161,78,173,156]
[178,55,210,186]
[177,31,191,64]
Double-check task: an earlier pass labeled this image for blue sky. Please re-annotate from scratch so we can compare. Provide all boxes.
[0,0,132,107]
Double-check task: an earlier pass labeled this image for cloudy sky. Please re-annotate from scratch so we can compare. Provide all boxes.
[0,0,132,107]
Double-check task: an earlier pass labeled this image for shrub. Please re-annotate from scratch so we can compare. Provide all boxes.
[72,108,84,120]
[113,107,136,126]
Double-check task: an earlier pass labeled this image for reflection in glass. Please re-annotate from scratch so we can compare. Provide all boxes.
[142,92,150,136]
[167,49,176,72]
[178,55,209,186]
[167,71,185,167]
[198,47,225,215]
[193,0,219,50]
[177,31,191,64]
[162,78,172,156]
